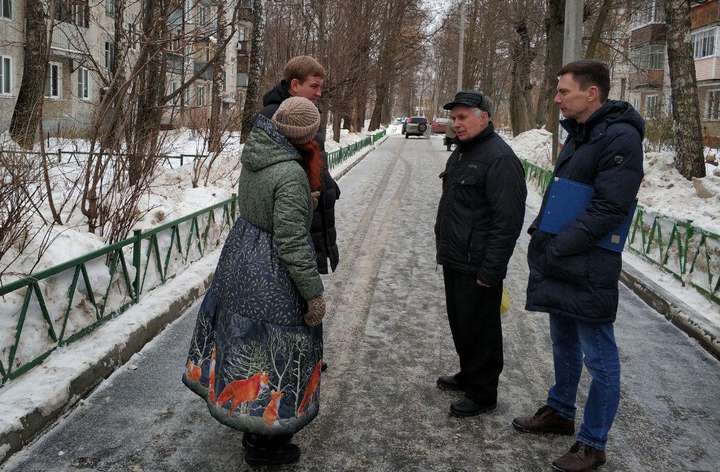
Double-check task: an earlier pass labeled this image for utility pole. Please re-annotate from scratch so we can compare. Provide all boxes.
[553,0,584,161]
[457,1,465,91]
[563,0,584,65]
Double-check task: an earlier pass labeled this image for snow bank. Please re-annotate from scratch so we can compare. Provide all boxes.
[0,127,376,383]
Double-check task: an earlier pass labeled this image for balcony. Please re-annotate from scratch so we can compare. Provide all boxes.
[629,69,664,89]
[692,1,720,30]
[630,23,667,47]
[696,57,720,81]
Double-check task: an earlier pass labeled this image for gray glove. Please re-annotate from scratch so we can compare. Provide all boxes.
[304,296,326,326]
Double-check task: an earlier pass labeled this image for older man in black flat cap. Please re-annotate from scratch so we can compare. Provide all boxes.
[434,91,527,417]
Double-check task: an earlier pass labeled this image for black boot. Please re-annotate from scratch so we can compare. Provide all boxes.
[244,433,301,467]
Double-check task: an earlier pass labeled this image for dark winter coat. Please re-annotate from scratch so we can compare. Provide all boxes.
[261,81,341,274]
[525,100,645,323]
[183,115,323,436]
[435,123,527,286]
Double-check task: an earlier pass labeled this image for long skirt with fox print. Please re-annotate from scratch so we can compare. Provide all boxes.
[182,217,323,435]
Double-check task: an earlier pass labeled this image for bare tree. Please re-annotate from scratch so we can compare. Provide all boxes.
[241,0,264,142]
[208,1,227,152]
[8,0,55,148]
[663,0,705,179]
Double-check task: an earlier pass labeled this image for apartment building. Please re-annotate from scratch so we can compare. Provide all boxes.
[621,0,720,146]
[0,0,251,135]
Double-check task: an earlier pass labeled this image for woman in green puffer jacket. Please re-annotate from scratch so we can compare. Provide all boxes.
[183,97,328,467]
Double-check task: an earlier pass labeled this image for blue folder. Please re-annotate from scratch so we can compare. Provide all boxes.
[538,177,637,253]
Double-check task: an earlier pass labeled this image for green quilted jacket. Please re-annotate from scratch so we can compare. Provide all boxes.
[236,115,323,301]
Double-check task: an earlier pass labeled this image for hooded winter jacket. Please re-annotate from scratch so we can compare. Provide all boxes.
[525,100,645,323]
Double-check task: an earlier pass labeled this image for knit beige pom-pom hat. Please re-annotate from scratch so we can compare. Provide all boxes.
[271,96,321,145]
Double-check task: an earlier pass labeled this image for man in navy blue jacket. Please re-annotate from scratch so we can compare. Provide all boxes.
[512,61,644,472]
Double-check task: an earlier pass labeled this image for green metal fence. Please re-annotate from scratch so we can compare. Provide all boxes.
[520,160,720,306]
[326,130,385,171]
[0,197,237,385]
[0,131,385,385]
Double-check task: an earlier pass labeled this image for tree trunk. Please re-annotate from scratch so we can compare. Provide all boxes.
[241,0,264,143]
[535,0,564,129]
[98,0,127,152]
[585,0,613,59]
[208,2,227,152]
[9,0,48,148]
[664,0,706,179]
[509,19,535,136]
[128,0,167,185]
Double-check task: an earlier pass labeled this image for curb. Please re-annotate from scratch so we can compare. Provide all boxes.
[0,261,216,465]
[620,263,720,361]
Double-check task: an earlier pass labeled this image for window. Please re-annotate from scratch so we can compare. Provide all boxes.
[645,95,660,119]
[632,0,663,29]
[0,56,11,95]
[127,23,137,50]
[1,0,12,19]
[195,84,205,106]
[706,90,720,120]
[693,28,717,59]
[171,32,181,53]
[106,0,114,17]
[46,62,61,98]
[104,41,115,71]
[78,67,90,100]
[198,5,207,26]
[238,27,245,42]
[631,44,665,70]
[74,1,89,27]
[171,80,179,104]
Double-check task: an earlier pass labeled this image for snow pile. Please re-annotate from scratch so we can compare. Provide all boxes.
[508,129,720,235]
[640,152,720,234]
[507,128,553,169]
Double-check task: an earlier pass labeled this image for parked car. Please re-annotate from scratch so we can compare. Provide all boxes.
[405,116,428,138]
[431,117,449,134]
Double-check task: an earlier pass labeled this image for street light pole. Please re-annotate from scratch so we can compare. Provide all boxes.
[563,0,584,65]
[553,0,584,161]
[457,2,465,91]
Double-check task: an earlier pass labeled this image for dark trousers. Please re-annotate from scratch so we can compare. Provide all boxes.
[442,266,503,404]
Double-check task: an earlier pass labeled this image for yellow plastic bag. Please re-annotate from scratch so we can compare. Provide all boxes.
[500,288,511,315]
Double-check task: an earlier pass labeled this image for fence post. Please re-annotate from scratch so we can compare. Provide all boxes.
[133,229,142,302]
[57,149,63,164]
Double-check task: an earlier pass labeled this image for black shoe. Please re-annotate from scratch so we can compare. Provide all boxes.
[450,397,497,417]
[437,374,464,392]
[244,441,301,467]
[321,361,328,372]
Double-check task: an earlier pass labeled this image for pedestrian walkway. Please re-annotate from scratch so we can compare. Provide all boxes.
[3,136,720,472]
